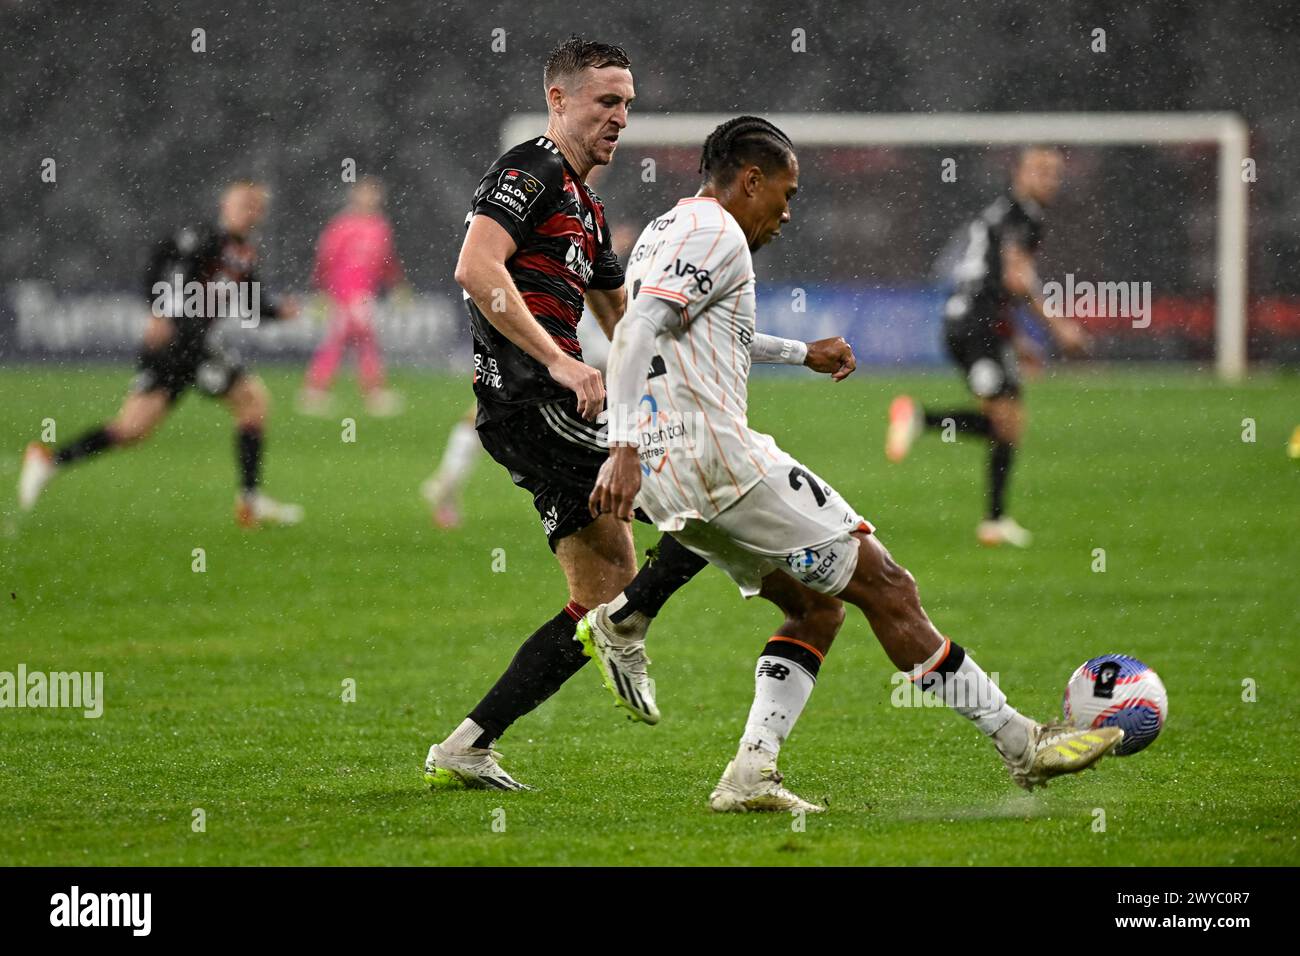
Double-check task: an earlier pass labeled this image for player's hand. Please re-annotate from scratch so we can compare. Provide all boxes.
[804,336,857,381]
[547,353,605,420]
[1056,320,1091,358]
[588,445,642,521]
[142,314,175,351]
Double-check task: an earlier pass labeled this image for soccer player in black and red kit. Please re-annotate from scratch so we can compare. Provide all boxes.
[885,147,1089,547]
[17,180,304,527]
[422,37,717,791]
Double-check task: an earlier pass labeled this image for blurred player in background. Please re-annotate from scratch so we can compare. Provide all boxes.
[582,119,1121,811]
[299,176,406,417]
[886,147,1089,547]
[17,180,303,527]
[420,406,479,528]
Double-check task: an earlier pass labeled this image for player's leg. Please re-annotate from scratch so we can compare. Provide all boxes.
[426,402,708,789]
[19,386,172,511]
[710,572,844,813]
[887,319,993,462]
[836,531,1121,789]
[574,532,709,723]
[299,300,347,414]
[977,394,1030,546]
[223,372,302,527]
[420,406,481,528]
[427,513,636,791]
[352,298,402,417]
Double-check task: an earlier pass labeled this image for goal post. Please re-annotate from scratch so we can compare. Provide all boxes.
[503,112,1250,381]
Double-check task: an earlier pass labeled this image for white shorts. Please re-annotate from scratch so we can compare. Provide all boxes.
[665,452,874,598]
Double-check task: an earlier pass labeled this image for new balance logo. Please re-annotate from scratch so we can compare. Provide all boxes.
[757,661,791,681]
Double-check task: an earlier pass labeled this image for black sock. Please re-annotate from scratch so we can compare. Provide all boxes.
[54,426,115,465]
[468,601,589,747]
[236,426,262,493]
[989,442,1015,519]
[924,410,991,436]
[610,533,708,623]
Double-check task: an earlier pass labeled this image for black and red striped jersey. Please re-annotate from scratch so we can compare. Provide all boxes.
[941,193,1044,339]
[142,223,285,349]
[464,136,624,421]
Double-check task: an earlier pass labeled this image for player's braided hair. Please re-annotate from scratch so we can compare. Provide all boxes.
[543,35,631,89]
[699,116,795,184]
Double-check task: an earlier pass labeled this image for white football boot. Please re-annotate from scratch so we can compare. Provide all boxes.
[995,719,1123,791]
[17,442,56,512]
[419,474,462,529]
[709,748,825,814]
[236,491,304,528]
[295,388,335,418]
[885,395,924,463]
[424,743,532,791]
[574,604,658,724]
[977,516,1033,548]
[364,388,405,418]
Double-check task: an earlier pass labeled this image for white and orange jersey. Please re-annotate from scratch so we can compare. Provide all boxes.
[619,196,783,529]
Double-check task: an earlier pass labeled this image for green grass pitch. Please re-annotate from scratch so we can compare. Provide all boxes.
[1,364,1297,866]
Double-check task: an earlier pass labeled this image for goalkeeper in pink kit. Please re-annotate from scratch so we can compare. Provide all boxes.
[300,177,406,417]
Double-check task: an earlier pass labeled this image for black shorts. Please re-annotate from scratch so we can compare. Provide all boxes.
[132,341,246,405]
[944,318,1021,399]
[476,397,613,552]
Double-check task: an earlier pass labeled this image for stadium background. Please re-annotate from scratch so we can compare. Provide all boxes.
[2,1,1298,869]
[2,0,1299,368]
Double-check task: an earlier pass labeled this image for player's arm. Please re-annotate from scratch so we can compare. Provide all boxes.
[244,262,300,321]
[750,333,857,381]
[588,294,680,521]
[584,286,626,340]
[1002,241,1089,356]
[455,214,604,419]
[584,220,627,339]
[141,231,190,350]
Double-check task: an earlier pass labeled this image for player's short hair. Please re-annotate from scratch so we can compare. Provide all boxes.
[224,179,268,198]
[1017,144,1064,166]
[699,116,796,185]
[543,35,631,90]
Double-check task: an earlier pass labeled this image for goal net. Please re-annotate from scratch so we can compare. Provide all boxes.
[504,112,1254,381]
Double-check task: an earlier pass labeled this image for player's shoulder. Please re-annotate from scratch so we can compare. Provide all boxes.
[663,197,745,246]
[487,136,568,187]
[163,223,215,255]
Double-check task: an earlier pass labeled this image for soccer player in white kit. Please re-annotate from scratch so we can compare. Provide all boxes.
[579,117,1123,812]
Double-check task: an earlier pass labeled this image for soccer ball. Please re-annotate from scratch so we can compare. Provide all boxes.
[1062,654,1167,756]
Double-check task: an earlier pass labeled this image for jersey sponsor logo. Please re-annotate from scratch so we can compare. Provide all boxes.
[631,393,702,475]
[485,168,546,220]
[564,238,594,284]
[663,259,712,294]
[786,546,843,586]
[646,354,666,379]
[473,352,503,390]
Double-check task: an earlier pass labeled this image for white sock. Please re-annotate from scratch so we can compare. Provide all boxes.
[947,654,1020,737]
[739,653,817,758]
[442,718,486,752]
[432,421,480,495]
[913,641,1022,738]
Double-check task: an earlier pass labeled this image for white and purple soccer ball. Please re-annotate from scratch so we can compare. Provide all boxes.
[1063,654,1167,756]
